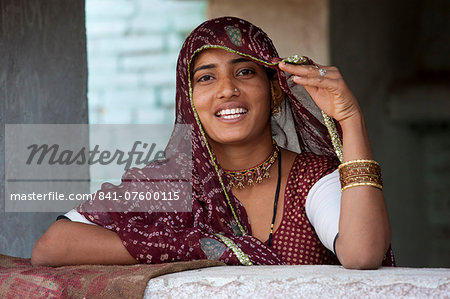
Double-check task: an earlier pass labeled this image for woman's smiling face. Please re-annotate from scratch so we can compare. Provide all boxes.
[191,48,273,146]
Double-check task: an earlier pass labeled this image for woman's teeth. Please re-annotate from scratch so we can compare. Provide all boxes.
[216,108,248,119]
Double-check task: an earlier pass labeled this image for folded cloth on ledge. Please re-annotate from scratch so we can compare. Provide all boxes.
[0,254,225,299]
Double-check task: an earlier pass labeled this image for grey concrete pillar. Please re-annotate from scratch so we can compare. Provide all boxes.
[0,0,88,257]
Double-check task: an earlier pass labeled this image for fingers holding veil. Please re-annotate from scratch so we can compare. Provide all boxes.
[278,61,360,123]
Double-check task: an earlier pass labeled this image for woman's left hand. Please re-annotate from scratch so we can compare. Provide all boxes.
[278,61,361,123]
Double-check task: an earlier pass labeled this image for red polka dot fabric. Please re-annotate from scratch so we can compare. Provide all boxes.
[265,152,340,265]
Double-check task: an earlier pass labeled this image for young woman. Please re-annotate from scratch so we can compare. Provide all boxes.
[32,16,394,268]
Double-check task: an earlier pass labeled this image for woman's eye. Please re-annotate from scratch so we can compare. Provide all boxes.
[238,69,254,76]
[197,75,213,82]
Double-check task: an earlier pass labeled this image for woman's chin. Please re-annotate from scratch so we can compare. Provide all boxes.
[208,133,252,146]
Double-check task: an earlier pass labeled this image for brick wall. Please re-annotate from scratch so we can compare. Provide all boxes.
[86,0,206,124]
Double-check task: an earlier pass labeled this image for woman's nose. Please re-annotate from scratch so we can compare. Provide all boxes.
[216,77,238,99]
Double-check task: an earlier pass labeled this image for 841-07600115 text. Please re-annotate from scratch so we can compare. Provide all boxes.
[92,191,180,201]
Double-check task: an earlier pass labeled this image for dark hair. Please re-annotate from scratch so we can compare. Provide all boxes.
[264,67,277,80]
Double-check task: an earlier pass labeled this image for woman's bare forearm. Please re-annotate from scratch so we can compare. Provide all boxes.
[31,219,138,266]
[335,113,391,269]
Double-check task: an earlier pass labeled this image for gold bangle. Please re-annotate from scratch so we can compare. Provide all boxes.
[341,182,383,191]
[338,159,380,169]
[338,159,383,191]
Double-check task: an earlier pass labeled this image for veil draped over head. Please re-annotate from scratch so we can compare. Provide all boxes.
[78,17,346,265]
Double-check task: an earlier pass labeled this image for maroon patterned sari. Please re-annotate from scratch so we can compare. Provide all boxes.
[78,17,394,266]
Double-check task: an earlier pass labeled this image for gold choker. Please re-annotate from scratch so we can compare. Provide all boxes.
[223,142,279,189]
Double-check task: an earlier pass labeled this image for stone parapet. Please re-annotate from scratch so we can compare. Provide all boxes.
[145,265,450,298]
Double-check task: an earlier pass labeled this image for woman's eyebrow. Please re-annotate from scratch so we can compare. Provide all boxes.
[193,64,216,76]
[231,58,252,65]
[192,58,253,76]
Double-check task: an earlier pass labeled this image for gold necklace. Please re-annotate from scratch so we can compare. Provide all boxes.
[223,141,279,189]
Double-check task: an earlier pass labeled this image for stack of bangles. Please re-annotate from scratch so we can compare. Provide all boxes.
[338,159,383,191]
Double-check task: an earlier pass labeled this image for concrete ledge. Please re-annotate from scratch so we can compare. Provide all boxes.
[145,265,450,298]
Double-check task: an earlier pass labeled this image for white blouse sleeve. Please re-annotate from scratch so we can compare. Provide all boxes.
[305,169,341,254]
[64,209,98,226]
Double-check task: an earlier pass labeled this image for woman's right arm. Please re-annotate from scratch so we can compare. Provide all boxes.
[31,219,138,266]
